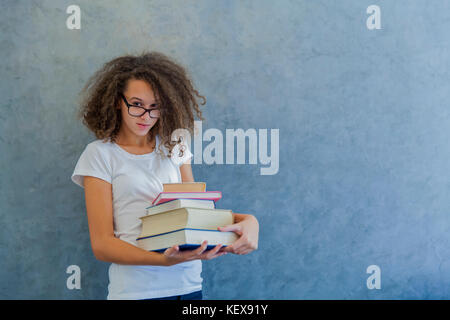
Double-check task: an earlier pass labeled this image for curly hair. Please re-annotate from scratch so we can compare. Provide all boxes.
[76,51,206,158]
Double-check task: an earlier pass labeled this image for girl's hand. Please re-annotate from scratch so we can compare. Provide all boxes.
[162,241,227,266]
[218,213,259,255]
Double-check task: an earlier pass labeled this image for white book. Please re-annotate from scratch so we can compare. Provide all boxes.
[145,198,215,216]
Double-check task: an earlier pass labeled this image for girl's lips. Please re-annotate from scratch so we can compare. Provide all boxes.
[137,123,150,129]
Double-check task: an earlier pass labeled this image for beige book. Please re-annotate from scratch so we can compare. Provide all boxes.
[138,207,233,238]
[163,182,206,192]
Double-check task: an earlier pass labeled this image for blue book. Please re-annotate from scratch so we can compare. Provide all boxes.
[153,244,224,253]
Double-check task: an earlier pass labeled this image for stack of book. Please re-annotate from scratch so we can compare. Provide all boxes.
[136,182,238,252]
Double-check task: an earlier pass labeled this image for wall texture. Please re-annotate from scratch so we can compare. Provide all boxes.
[1,0,450,299]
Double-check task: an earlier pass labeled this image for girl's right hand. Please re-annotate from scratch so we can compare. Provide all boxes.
[162,241,227,266]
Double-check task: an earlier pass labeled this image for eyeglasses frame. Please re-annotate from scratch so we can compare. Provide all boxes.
[120,93,162,118]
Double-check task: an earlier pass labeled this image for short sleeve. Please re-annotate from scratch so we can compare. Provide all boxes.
[71,142,112,188]
[171,140,193,167]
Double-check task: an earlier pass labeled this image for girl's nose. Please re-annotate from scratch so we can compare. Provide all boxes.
[141,111,151,121]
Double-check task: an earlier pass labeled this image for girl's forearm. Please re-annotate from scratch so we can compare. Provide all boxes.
[93,236,169,266]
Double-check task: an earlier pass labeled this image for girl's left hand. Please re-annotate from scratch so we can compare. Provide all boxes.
[218,213,259,255]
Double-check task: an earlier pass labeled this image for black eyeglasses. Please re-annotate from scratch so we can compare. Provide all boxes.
[120,93,161,118]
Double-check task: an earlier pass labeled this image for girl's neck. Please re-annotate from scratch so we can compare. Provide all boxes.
[116,131,154,148]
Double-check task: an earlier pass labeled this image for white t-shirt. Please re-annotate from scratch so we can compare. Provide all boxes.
[71,134,203,300]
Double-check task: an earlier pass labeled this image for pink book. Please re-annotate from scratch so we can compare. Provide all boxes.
[151,191,222,206]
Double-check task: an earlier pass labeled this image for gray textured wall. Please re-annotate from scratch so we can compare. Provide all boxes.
[1,0,450,299]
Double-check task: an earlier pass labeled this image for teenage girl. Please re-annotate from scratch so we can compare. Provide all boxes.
[71,51,259,300]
